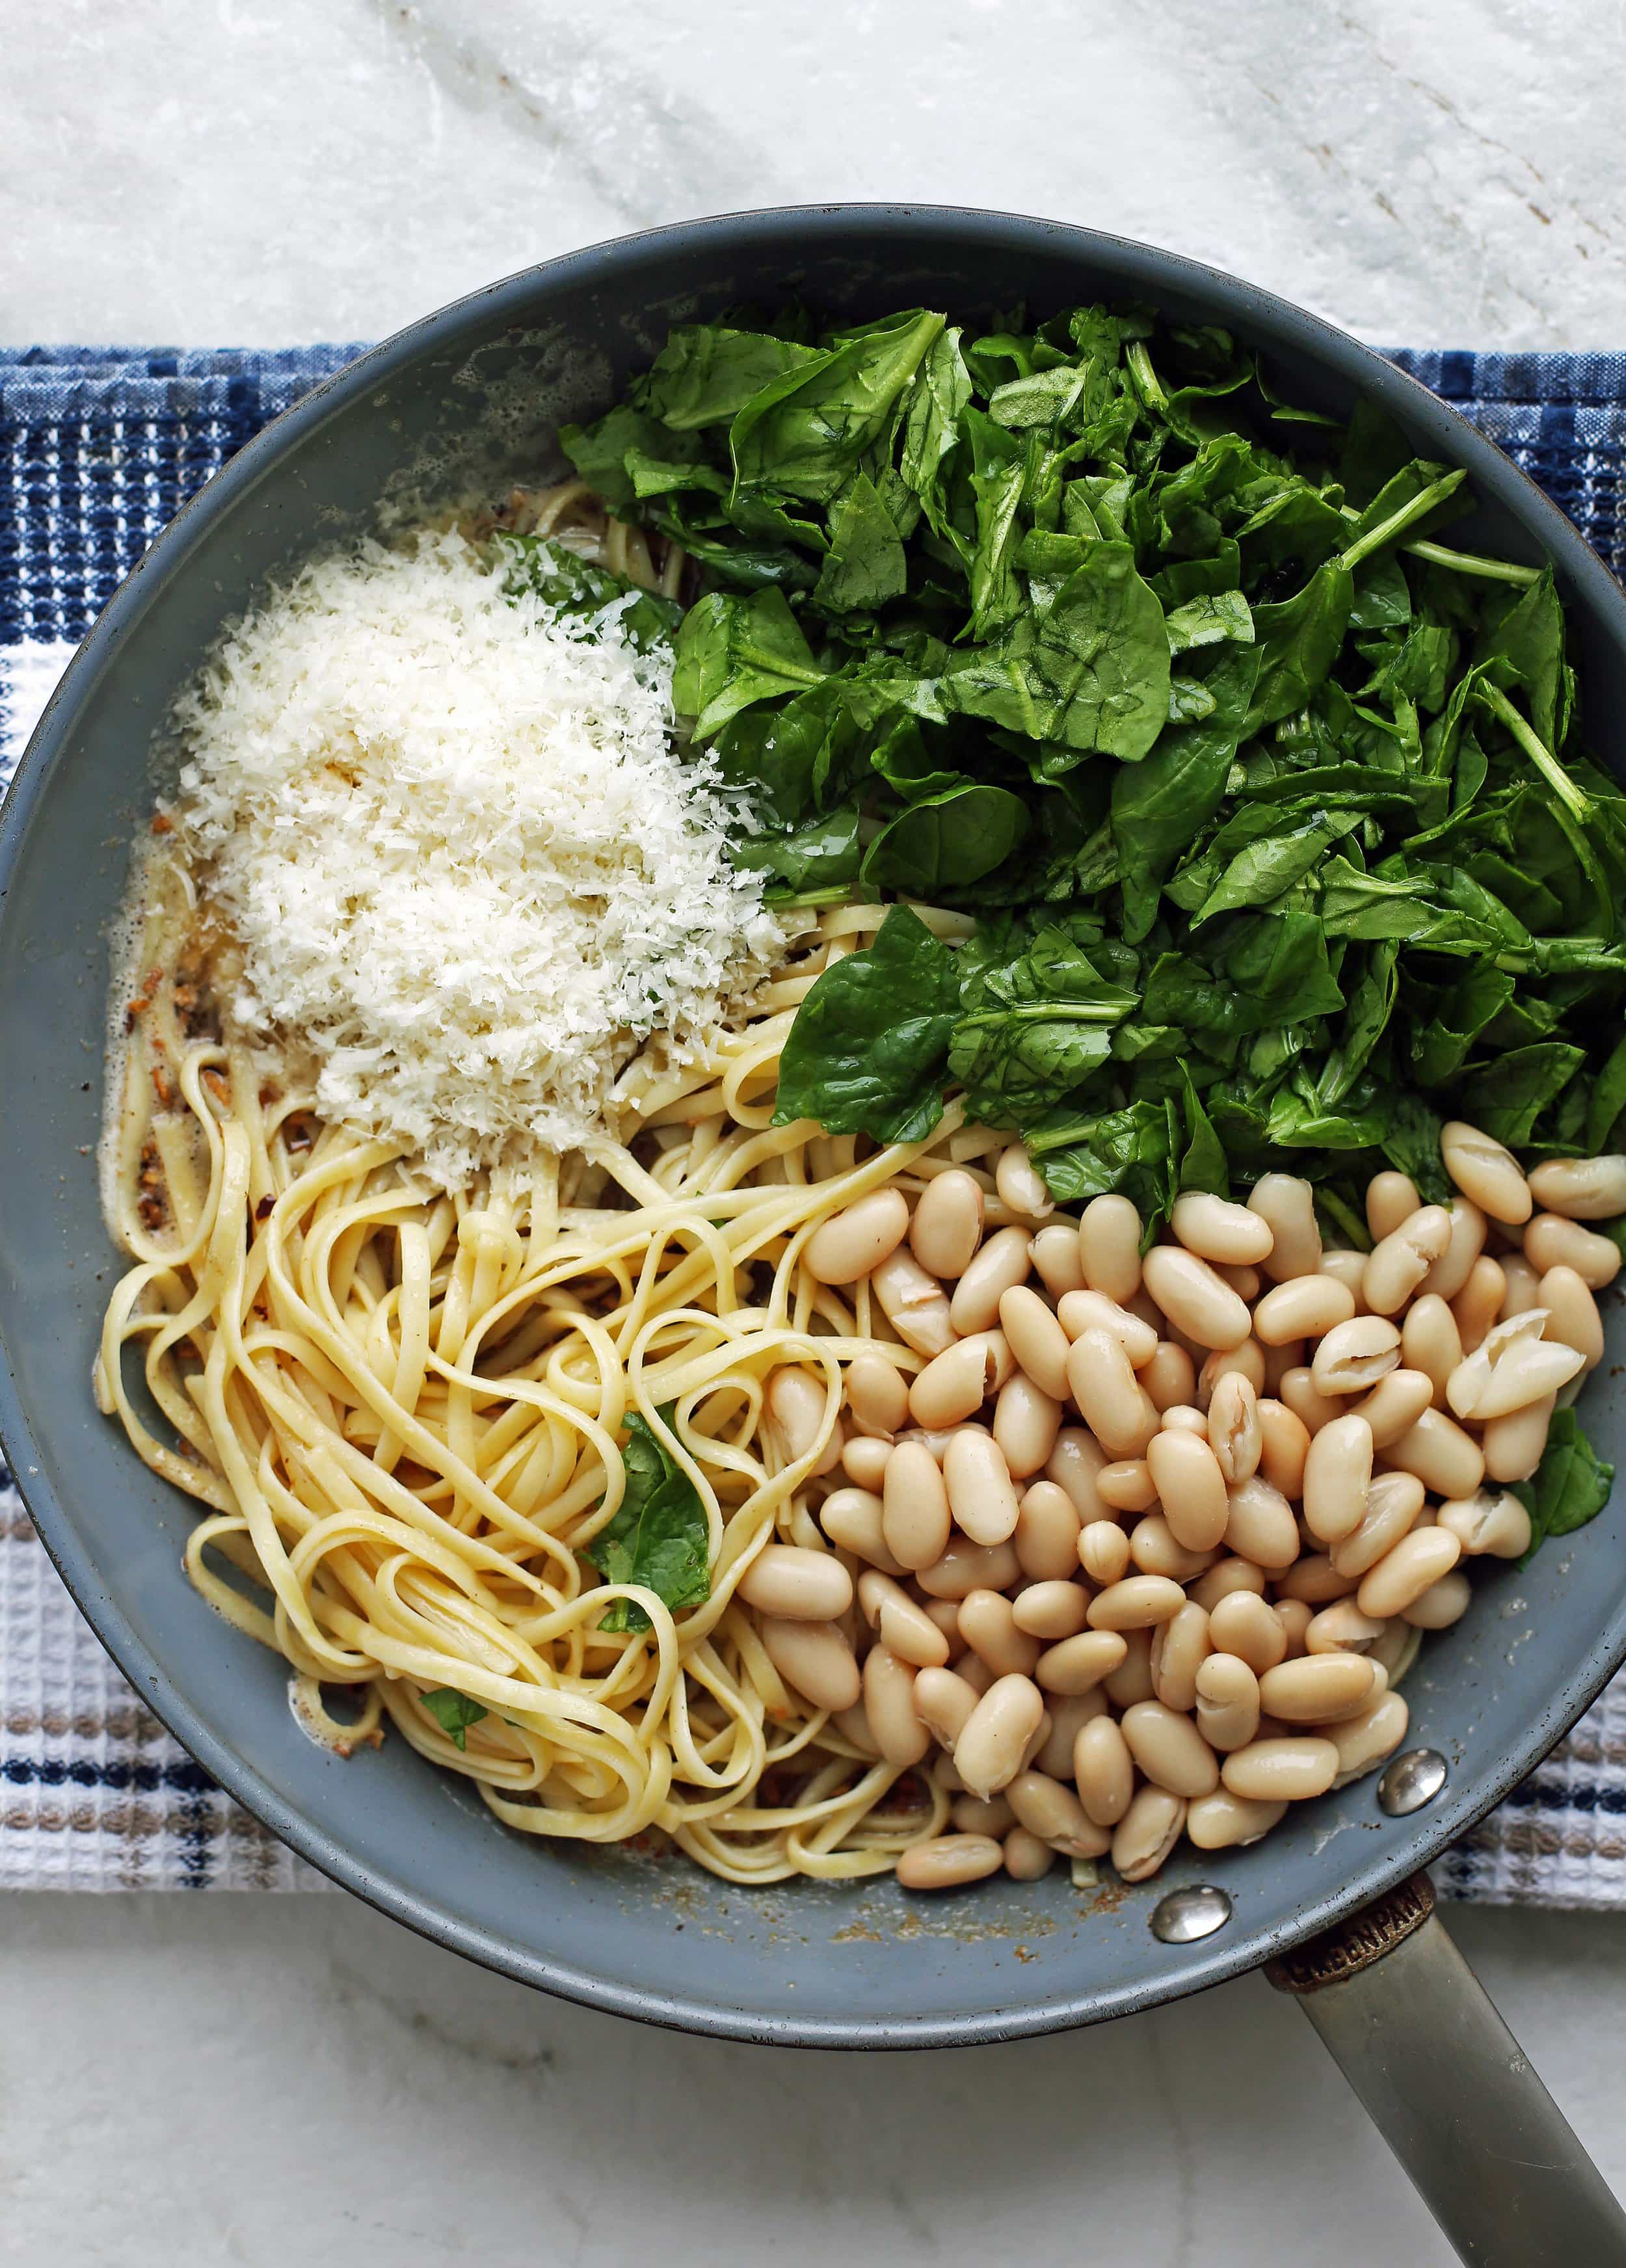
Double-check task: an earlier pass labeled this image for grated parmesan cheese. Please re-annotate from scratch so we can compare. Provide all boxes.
[168,529,782,1186]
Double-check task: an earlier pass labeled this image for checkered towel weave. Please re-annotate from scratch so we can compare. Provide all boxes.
[1,343,1623,1895]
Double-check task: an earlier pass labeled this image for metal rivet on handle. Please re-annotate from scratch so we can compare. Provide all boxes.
[1377,1748,1449,1817]
[1149,1884,1233,1943]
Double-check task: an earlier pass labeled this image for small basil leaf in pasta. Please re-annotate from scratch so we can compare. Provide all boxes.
[420,1688,488,1752]
[591,1409,711,1635]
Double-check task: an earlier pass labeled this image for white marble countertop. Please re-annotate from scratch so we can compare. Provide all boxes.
[6,4,1626,2260]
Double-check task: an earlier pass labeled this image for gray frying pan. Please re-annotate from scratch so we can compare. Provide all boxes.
[2,208,1623,2265]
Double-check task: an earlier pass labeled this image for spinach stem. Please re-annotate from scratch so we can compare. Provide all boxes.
[1402,538,1543,585]
[1339,471,1465,572]
[1125,341,1168,413]
[1474,681,1592,822]
[954,1002,1128,1030]
[1335,503,1544,584]
[764,885,856,910]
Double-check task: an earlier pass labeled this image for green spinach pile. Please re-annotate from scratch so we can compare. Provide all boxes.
[556,300,1626,1247]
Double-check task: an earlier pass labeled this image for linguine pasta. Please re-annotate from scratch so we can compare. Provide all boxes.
[96,600,991,1880]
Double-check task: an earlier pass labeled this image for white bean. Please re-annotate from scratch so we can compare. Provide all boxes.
[1223,1474,1300,1571]
[1078,1519,1132,1587]
[1301,1413,1374,1545]
[766,1366,844,1475]
[1056,1288,1160,1368]
[1078,1195,1143,1303]
[841,1434,892,1491]
[1007,1768,1110,1857]
[916,1536,1022,1601]
[1350,1368,1434,1449]
[1257,1653,1379,1724]
[950,1226,1035,1336]
[909,1167,985,1279]
[1524,1212,1621,1290]
[1141,1245,1253,1350]
[1400,1294,1461,1403]
[1142,1341,1199,1413]
[1030,1223,1087,1299]
[1013,1480,1084,1582]
[1421,1198,1488,1303]
[863,1644,930,1767]
[1220,1737,1339,1802]
[1328,1692,1409,1786]
[1450,1253,1505,1350]
[882,1441,952,1571]
[913,1666,981,1747]
[1111,1787,1188,1881]
[1067,1327,1158,1459]
[1206,1590,1287,1674]
[872,1248,956,1356]
[1186,1790,1287,1849]
[1011,1580,1091,1641]
[998,1284,1073,1401]
[958,1586,1041,1678]
[1073,1713,1135,1825]
[896,1834,1004,1890]
[1402,1571,1473,1629]
[1381,1407,1485,1499]
[1528,1154,1626,1221]
[1364,1205,1452,1315]
[1206,1371,1262,1486]
[820,1486,905,1575]
[1149,1601,1212,1713]
[1086,1574,1186,1631]
[1329,1469,1426,1579]
[995,1143,1054,1222]
[1194,1651,1262,1752]
[1482,1393,1556,1485]
[758,1617,860,1712]
[846,1349,911,1437]
[1170,1190,1275,1266]
[737,1544,854,1620]
[1252,1275,1355,1346]
[1310,1316,1402,1396]
[1441,1121,1532,1225]
[944,1428,1023,1547]
[1248,1175,1322,1282]
[1147,1426,1231,1553]
[993,1373,1064,1480]
[1538,1266,1605,1370]
[1045,1428,1110,1521]
[1355,1527,1463,1619]
[953,1673,1046,1798]
[1121,1700,1220,1798]
[1039,1627,1128,1696]
[1366,1171,1422,1242]
[805,1189,911,1285]
[1304,1599,1389,1655]
[1257,1398,1311,1500]
[857,1571,953,1668]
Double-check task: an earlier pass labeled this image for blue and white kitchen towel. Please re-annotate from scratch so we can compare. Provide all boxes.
[3,343,1625,1896]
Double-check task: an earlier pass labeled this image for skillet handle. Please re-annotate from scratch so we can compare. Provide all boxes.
[1267,1872,1626,2265]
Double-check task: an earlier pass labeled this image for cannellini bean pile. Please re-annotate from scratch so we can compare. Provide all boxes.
[740,1123,1622,1893]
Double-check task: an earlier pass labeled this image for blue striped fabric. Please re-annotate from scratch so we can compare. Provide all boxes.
[1,345,1624,1897]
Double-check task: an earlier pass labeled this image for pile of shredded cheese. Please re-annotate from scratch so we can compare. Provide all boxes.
[169,530,781,1186]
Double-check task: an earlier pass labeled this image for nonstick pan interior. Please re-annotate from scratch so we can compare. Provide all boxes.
[3,207,1624,2044]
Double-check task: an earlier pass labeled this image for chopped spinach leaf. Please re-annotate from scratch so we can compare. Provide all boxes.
[588,1409,711,1635]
